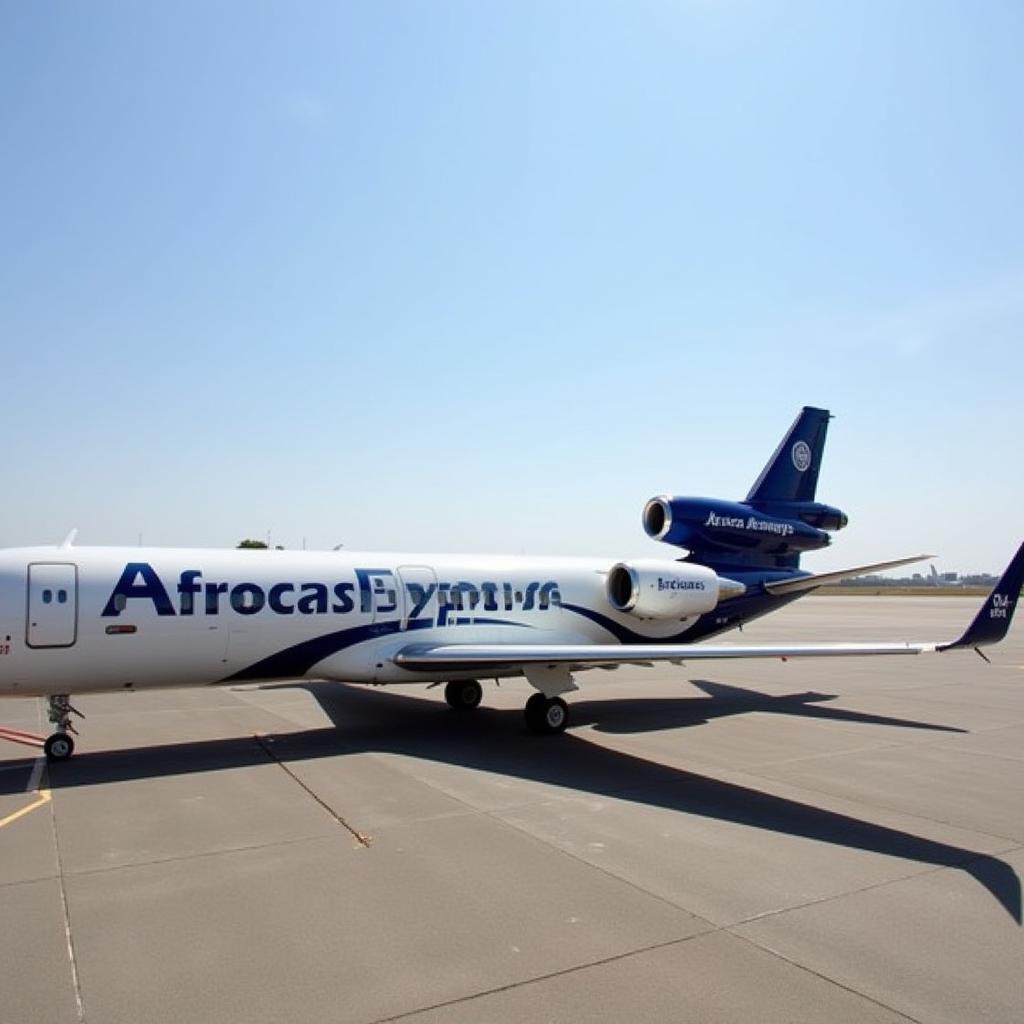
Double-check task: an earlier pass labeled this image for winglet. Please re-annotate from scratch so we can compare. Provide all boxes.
[939,542,1024,652]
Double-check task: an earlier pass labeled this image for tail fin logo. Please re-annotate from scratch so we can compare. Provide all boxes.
[791,441,812,472]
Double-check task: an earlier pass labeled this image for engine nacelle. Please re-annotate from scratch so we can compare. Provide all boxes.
[794,502,848,531]
[642,496,832,555]
[606,560,731,620]
[747,500,848,532]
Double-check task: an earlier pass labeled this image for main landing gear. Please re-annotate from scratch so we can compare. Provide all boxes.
[44,695,83,762]
[524,692,570,735]
[444,679,483,710]
[441,678,572,735]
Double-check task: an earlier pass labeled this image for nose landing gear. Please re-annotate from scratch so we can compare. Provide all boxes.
[44,695,83,761]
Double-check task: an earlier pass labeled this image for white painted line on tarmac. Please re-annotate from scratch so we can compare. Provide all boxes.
[27,755,45,793]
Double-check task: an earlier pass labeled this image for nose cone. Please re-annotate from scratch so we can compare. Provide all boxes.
[717,576,746,601]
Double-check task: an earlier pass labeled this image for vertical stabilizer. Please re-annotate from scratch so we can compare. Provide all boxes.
[746,406,831,506]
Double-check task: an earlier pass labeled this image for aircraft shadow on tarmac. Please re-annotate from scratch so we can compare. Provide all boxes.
[580,679,970,735]
[5,681,1018,923]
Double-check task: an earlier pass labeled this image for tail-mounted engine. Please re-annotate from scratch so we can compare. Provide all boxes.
[643,496,847,565]
[606,560,745,620]
[640,406,848,572]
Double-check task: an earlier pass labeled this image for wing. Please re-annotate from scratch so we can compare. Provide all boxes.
[395,543,1024,673]
[762,553,933,596]
[394,640,936,671]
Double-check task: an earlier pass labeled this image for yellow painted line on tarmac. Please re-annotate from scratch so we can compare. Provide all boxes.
[0,787,51,829]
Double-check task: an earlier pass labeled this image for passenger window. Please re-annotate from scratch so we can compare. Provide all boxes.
[42,589,52,604]
[114,594,127,612]
[58,590,68,604]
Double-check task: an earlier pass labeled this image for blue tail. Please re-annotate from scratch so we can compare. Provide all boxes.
[746,406,832,507]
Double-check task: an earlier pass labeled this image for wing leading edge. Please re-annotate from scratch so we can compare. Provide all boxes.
[394,543,1024,673]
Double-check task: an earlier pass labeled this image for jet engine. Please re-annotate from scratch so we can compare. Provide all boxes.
[606,560,745,620]
[642,496,838,555]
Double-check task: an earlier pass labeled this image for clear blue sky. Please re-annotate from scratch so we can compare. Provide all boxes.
[1,2,1021,573]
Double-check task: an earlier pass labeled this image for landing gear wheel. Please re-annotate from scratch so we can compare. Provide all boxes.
[44,733,74,761]
[45,695,82,760]
[524,692,546,720]
[524,695,569,735]
[444,679,483,711]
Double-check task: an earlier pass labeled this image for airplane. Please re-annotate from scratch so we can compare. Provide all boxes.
[929,564,962,588]
[0,406,1020,762]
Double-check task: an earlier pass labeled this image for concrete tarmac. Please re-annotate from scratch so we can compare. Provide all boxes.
[1,596,1022,1023]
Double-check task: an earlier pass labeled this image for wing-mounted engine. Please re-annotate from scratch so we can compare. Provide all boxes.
[606,560,745,620]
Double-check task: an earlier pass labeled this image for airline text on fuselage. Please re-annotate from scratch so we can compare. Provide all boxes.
[101,563,562,627]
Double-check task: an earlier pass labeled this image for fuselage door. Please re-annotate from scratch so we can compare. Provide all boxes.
[27,563,79,648]
[396,565,438,631]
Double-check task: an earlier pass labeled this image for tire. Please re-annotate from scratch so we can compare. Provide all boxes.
[44,733,74,761]
[524,692,546,731]
[541,697,569,734]
[444,679,483,711]
[525,695,569,735]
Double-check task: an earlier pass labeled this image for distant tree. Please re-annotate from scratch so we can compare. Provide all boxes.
[237,539,268,549]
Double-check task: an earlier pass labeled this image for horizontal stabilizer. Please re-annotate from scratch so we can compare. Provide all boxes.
[763,554,933,596]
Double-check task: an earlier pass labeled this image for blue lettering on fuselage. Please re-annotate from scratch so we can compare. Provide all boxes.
[102,562,176,617]
[101,563,561,627]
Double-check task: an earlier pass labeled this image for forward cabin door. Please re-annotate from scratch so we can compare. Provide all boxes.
[26,563,79,648]
[396,566,437,631]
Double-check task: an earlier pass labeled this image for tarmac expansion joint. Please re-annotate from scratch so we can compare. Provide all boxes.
[253,733,373,848]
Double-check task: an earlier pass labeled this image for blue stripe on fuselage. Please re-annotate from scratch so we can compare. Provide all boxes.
[221,617,532,682]
[562,589,804,645]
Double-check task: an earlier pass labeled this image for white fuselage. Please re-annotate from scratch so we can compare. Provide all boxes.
[0,546,705,697]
